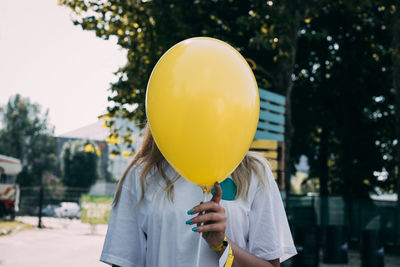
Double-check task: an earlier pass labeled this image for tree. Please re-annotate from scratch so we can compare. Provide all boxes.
[0,94,56,186]
[61,140,100,190]
[59,0,324,196]
[59,0,400,199]
[291,1,397,198]
[392,4,400,207]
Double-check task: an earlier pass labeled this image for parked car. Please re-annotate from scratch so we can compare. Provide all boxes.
[54,202,81,219]
[31,204,58,217]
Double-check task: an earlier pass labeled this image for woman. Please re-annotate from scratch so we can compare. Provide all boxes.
[100,125,296,267]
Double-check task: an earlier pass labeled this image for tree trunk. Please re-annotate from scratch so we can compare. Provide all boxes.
[319,127,329,196]
[280,18,301,205]
[393,9,400,208]
[38,181,44,228]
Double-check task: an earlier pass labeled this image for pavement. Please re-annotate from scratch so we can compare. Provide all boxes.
[0,216,108,267]
[1,216,400,267]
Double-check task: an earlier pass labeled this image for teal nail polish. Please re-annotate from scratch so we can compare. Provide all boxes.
[192,227,198,232]
[186,219,192,224]
[187,209,194,215]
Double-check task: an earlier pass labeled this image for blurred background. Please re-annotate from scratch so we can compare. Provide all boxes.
[0,0,399,266]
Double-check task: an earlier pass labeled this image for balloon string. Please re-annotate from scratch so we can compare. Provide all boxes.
[195,191,207,267]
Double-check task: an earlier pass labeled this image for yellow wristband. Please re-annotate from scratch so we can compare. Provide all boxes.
[210,236,228,252]
[224,244,234,267]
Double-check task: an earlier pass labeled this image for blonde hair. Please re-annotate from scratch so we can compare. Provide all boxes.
[113,124,266,207]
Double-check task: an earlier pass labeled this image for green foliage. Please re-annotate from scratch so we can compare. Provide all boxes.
[0,94,56,186]
[59,0,317,126]
[61,140,99,190]
[59,0,318,195]
[291,1,398,197]
[42,172,66,200]
[59,0,400,198]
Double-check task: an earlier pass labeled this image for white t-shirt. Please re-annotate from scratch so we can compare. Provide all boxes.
[100,153,296,267]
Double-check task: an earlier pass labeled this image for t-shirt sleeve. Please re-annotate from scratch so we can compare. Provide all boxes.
[248,158,297,263]
[100,169,146,267]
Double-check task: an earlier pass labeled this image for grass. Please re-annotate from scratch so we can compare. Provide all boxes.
[0,219,33,236]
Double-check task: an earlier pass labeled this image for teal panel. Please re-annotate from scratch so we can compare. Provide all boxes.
[260,101,285,114]
[255,131,284,141]
[259,88,286,105]
[258,121,285,133]
[211,177,236,201]
[259,110,285,124]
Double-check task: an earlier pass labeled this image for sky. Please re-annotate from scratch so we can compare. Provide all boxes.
[0,0,127,135]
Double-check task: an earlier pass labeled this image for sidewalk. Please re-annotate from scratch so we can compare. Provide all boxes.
[0,216,108,267]
[2,216,400,267]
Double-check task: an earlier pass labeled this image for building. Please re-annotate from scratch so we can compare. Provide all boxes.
[57,119,143,184]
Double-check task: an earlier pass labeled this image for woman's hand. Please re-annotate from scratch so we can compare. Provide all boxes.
[187,182,226,248]
[186,184,280,267]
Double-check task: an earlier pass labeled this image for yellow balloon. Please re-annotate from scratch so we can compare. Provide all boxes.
[146,37,259,188]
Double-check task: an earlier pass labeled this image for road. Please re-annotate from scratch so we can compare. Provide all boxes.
[0,216,108,267]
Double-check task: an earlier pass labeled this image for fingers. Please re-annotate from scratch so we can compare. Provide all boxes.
[211,182,222,203]
[189,201,224,215]
[192,222,226,233]
[186,184,226,235]
[186,212,226,225]
[187,182,222,215]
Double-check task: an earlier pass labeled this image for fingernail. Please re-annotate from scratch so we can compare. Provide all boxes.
[217,182,220,185]
[186,219,192,224]
[192,227,198,232]
[187,209,194,215]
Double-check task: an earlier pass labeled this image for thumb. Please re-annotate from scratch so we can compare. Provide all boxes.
[211,182,222,203]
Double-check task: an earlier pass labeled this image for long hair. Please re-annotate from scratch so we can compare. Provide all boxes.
[113,124,266,207]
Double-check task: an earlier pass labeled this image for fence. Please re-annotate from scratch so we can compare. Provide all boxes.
[286,195,400,247]
[16,187,400,248]
[18,186,95,217]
